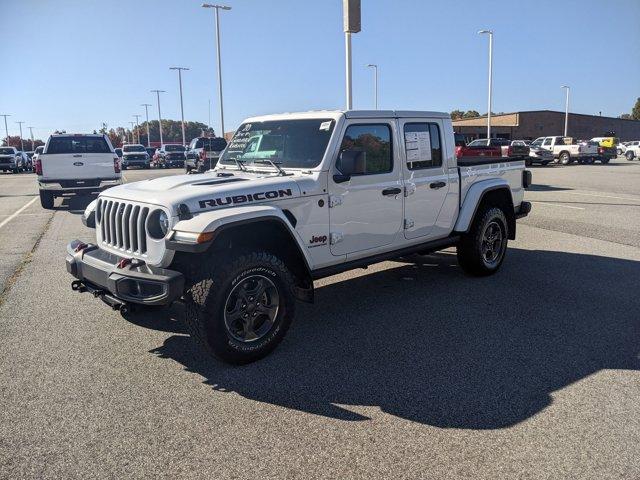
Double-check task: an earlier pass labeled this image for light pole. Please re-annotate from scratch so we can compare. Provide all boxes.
[151,90,166,145]
[16,121,24,151]
[561,85,570,137]
[133,115,141,144]
[343,0,361,110]
[28,126,35,150]
[129,122,136,144]
[478,29,493,139]
[1,114,10,146]
[202,4,231,138]
[141,103,152,147]
[170,66,190,145]
[366,64,378,109]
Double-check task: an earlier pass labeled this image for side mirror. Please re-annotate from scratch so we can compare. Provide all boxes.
[334,149,365,183]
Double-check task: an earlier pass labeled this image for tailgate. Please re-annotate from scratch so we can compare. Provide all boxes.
[41,136,117,180]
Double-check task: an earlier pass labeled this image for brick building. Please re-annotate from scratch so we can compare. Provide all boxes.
[452,110,640,142]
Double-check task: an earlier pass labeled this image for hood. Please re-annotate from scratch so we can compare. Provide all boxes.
[99,170,302,216]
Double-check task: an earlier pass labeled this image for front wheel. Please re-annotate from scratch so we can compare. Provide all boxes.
[457,207,508,277]
[626,151,635,161]
[184,250,297,364]
[560,152,571,165]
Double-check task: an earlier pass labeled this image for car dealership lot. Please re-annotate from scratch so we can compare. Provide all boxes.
[1,162,639,479]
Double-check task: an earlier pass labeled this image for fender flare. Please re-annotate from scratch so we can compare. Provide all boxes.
[453,179,512,233]
[168,205,314,273]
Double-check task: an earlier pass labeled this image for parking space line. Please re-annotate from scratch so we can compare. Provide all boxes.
[530,201,585,210]
[0,197,39,230]
[562,191,640,202]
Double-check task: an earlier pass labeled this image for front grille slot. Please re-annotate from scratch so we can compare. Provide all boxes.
[97,199,149,256]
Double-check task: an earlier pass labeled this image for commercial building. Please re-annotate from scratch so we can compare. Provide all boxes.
[452,110,640,141]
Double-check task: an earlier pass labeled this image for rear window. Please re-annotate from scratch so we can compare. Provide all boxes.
[46,136,111,154]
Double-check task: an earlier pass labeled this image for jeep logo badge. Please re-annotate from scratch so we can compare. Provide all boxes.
[73,161,84,166]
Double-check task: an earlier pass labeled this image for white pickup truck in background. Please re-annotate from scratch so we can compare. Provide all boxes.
[531,136,597,165]
[67,110,531,364]
[37,134,122,209]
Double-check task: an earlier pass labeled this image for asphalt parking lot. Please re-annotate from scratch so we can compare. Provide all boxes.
[1,160,639,479]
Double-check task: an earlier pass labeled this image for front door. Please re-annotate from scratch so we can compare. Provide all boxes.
[329,121,403,256]
[399,119,450,239]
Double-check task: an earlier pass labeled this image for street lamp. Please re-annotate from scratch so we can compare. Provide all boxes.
[170,66,190,146]
[133,115,141,144]
[561,85,570,137]
[202,4,231,137]
[478,29,493,139]
[28,127,35,150]
[366,64,378,110]
[150,90,166,145]
[343,0,361,110]
[1,114,10,146]
[129,122,136,144]
[141,103,152,147]
[16,121,24,151]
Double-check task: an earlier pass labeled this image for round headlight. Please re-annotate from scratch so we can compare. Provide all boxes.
[147,209,170,239]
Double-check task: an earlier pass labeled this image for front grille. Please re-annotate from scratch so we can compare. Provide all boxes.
[126,155,146,160]
[97,199,149,255]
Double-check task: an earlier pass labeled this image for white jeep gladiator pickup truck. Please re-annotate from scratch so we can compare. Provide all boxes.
[66,110,532,364]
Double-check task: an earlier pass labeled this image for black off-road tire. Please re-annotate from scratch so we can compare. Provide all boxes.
[457,207,508,277]
[39,190,54,209]
[184,250,297,365]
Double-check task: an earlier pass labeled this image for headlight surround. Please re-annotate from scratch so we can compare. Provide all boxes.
[147,209,170,239]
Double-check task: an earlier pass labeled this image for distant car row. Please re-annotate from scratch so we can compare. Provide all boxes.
[454,134,637,166]
[112,136,228,172]
[0,146,44,173]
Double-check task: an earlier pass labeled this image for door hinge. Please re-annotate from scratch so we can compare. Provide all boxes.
[328,195,343,208]
[404,219,414,230]
[404,182,416,197]
[330,232,344,245]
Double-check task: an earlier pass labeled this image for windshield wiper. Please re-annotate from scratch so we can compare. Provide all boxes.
[255,158,288,176]
[233,158,247,171]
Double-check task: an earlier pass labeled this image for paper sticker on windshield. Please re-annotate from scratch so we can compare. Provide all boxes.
[319,121,332,131]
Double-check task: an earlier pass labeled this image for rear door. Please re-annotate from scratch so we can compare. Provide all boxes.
[399,119,450,240]
[41,135,117,179]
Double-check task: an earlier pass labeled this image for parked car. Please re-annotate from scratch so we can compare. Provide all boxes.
[456,137,529,160]
[0,147,25,173]
[530,136,597,165]
[145,147,156,159]
[624,141,640,161]
[16,151,32,171]
[32,145,44,165]
[185,136,228,173]
[521,141,553,166]
[114,148,123,159]
[589,137,618,163]
[121,144,150,169]
[37,134,122,209]
[617,143,627,156]
[156,144,186,168]
[67,109,532,364]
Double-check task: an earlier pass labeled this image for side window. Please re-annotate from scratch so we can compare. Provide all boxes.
[543,138,552,146]
[403,122,442,170]
[338,124,392,175]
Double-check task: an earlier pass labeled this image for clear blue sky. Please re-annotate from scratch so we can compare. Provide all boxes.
[1,0,639,140]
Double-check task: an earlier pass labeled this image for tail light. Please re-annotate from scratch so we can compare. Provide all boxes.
[455,146,462,158]
[598,147,604,155]
[199,150,206,160]
[35,158,42,175]
[507,146,513,157]
[114,157,120,173]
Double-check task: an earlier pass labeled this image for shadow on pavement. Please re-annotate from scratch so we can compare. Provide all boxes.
[527,184,572,192]
[56,194,97,214]
[147,247,640,429]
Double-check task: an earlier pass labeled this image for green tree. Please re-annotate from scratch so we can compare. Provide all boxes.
[631,97,640,120]
[620,113,631,119]
[450,110,464,120]
[463,110,480,118]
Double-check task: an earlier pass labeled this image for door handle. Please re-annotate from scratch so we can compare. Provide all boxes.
[430,181,446,189]
[382,187,402,196]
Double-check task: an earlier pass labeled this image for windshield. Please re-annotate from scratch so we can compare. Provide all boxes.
[165,145,185,152]
[0,148,14,154]
[467,139,488,147]
[219,119,335,169]
[123,145,146,152]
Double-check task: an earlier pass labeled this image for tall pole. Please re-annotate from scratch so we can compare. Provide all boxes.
[343,0,360,110]
[202,4,231,138]
[561,85,570,137]
[366,64,378,109]
[129,122,136,144]
[478,29,493,139]
[151,90,165,145]
[133,115,141,144]
[345,32,353,109]
[1,114,10,146]
[141,104,152,147]
[170,67,190,146]
[28,127,35,150]
[16,121,24,151]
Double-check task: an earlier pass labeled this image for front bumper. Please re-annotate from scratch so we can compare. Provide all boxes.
[39,178,122,192]
[66,240,184,307]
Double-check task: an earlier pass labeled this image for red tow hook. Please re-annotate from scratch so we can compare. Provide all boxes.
[117,258,132,269]
[74,242,88,253]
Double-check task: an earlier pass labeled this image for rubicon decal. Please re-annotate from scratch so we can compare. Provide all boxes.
[198,189,293,209]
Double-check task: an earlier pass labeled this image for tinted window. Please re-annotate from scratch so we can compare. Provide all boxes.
[404,123,442,169]
[338,124,392,175]
[47,136,111,154]
[165,145,185,152]
[0,148,14,154]
[543,138,552,146]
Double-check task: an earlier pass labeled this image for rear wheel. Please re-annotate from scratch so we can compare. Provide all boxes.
[457,207,508,277]
[559,152,571,165]
[39,190,54,209]
[626,151,635,161]
[184,250,297,364]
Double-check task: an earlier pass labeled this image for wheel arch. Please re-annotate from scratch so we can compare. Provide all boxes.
[454,181,516,240]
